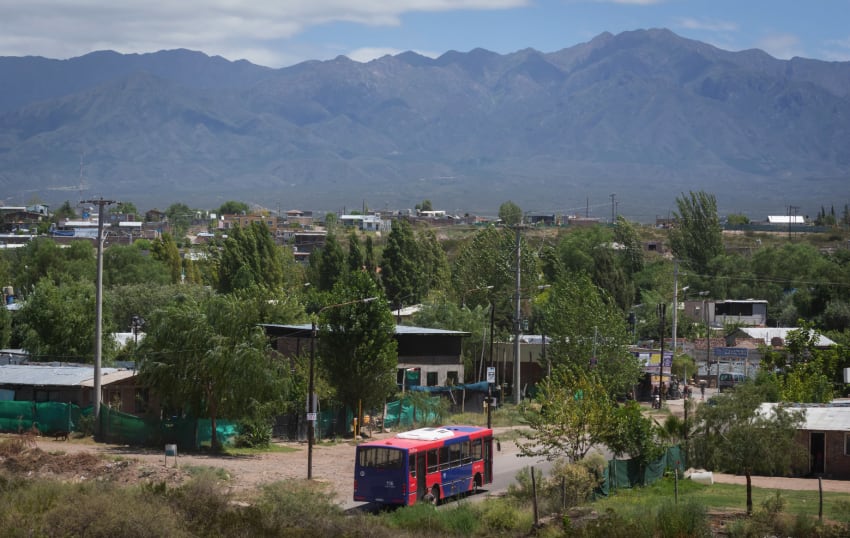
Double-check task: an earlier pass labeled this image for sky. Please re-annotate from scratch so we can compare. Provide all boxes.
[1,0,849,68]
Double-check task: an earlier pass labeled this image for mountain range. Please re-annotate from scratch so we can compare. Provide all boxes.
[1,28,848,221]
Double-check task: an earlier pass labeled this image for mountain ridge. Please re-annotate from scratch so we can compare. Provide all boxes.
[0,29,848,219]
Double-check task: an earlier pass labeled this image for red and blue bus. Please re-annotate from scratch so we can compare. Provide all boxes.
[354,425,494,506]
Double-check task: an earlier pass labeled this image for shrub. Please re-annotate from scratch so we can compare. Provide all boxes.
[655,500,710,538]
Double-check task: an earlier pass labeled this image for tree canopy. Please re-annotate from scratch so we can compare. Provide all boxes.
[668,190,722,275]
[318,271,397,420]
[498,200,523,226]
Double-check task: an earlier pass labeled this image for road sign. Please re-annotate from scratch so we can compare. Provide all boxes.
[486,367,496,384]
[307,412,317,422]
[713,347,749,359]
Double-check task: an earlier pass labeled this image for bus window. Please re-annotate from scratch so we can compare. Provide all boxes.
[472,439,482,461]
[449,443,461,468]
[461,441,471,464]
[427,449,438,473]
[358,447,403,470]
[439,446,450,470]
[409,453,416,477]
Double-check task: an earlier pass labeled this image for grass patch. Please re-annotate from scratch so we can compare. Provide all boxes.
[592,475,850,523]
[223,443,298,456]
[181,465,231,481]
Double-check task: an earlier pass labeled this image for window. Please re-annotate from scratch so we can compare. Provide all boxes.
[134,388,149,413]
[427,372,438,387]
[449,443,461,467]
[439,446,450,470]
[358,447,403,470]
[409,453,416,477]
[845,434,850,456]
[447,371,459,385]
[461,441,471,464]
[427,449,439,473]
[472,439,483,461]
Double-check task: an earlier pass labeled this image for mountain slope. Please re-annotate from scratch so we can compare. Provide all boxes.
[0,29,848,218]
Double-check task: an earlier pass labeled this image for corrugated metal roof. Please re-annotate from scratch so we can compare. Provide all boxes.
[760,403,850,431]
[0,365,123,386]
[739,327,835,347]
[263,323,469,336]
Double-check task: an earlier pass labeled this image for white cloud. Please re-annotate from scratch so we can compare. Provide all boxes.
[675,17,738,33]
[599,0,666,4]
[0,0,529,66]
[821,36,850,61]
[756,33,802,60]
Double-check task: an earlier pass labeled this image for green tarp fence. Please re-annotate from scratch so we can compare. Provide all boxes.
[0,400,240,449]
[100,405,239,449]
[383,396,442,428]
[0,400,80,434]
[596,445,686,497]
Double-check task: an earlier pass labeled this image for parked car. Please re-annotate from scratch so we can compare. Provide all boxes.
[718,372,746,392]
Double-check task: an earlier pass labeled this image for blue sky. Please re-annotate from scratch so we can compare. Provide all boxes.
[1,0,849,67]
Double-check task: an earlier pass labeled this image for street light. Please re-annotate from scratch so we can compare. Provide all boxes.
[308,296,377,480]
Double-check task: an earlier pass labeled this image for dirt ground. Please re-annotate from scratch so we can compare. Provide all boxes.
[3,401,850,505]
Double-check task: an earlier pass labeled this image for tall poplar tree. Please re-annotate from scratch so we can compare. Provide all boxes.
[668,191,722,275]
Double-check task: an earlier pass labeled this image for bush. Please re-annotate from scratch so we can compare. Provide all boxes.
[234,417,272,448]
[655,500,710,538]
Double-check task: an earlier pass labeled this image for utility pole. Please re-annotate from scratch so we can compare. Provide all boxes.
[672,261,679,354]
[610,193,616,223]
[657,303,667,399]
[81,198,117,437]
[513,224,523,405]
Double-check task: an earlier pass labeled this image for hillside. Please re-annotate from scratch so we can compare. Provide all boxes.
[0,29,848,219]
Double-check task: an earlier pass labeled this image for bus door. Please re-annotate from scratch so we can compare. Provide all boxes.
[484,437,492,483]
[416,452,427,500]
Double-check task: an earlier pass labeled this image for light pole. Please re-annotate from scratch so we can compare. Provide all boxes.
[308,296,377,480]
[657,303,667,399]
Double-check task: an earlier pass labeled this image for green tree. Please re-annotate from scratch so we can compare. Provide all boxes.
[318,271,397,426]
[111,202,138,215]
[451,226,537,331]
[218,201,250,215]
[140,291,292,449]
[498,200,523,226]
[518,367,613,462]
[10,237,95,294]
[540,272,640,397]
[16,279,116,363]
[216,222,295,293]
[52,200,77,221]
[603,400,663,465]
[107,283,212,335]
[103,244,171,287]
[415,200,433,212]
[150,233,182,284]
[726,213,750,226]
[165,202,193,238]
[668,191,723,275]
[347,230,364,273]
[381,219,425,306]
[691,383,806,514]
[413,296,490,382]
[317,233,346,291]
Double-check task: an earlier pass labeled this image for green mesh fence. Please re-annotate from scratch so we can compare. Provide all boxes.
[596,445,687,497]
[0,400,242,449]
[383,396,442,429]
[0,401,79,434]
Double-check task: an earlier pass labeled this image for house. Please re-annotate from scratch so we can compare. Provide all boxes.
[760,402,850,479]
[285,209,313,228]
[261,324,470,388]
[338,214,389,232]
[731,327,836,349]
[0,364,147,414]
[525,213,556,226]
[767,215,806,225]
[492,334,553,399]
[681,300,768,328]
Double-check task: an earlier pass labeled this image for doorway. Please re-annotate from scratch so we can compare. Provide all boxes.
[810,432,825,475]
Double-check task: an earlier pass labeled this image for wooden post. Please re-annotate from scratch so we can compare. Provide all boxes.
[531,466,539,527]
[819,477,823,522]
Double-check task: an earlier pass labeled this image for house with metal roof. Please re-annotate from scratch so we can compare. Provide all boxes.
[760,402,850,479]
[0,364,149,415]
[262,324,470,388]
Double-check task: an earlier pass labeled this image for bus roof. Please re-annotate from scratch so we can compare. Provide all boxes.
[359,425,492,450]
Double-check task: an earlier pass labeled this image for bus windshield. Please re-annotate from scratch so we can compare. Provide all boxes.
[357,446,404,470]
